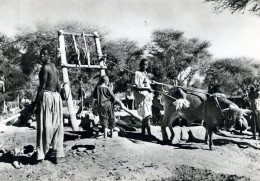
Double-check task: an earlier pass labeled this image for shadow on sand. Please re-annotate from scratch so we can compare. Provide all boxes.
[64,128,100,141]
[215,130,254,140]
[71,144,95,151]
[118,131,200,150]
[119,129,260,150]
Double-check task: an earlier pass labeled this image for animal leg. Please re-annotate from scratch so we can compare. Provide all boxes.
[169,124,175,141]
[208,128,213,150]
[180,129,185,141]
[161,118,169,141]
[141,118,146,135]
[204,127,208,144]
[146,117,152,136]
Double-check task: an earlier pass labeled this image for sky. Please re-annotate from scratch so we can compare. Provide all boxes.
[1,0,260,61]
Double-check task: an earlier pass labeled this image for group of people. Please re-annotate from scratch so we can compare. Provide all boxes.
[31,45,160,164]
[7,43,260,166]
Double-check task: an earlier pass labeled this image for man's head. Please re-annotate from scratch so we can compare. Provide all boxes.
[100,75,109,85]
[139,59,148,71]
[40,46,51,64]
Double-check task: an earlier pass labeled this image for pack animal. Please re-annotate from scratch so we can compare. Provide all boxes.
[161,88,250,150]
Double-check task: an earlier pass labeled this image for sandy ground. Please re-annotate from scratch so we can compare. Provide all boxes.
[1,117,260,181]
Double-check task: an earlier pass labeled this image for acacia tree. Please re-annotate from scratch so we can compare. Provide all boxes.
[204,58,257,95]
[103,38,143,93]
[205,0,260,16]
[148,29,212,86]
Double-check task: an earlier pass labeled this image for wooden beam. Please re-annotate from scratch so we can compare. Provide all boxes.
[59,31,94,37]
[61,63,107,69]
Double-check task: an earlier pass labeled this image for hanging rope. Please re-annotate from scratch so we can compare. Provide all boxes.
[80,76,84,113]
[72,34,81,67]
[82,32,91,66]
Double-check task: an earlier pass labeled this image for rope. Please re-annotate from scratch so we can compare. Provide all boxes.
[72,34,81,66]
[154,90,177,101]
[82,32,90,65]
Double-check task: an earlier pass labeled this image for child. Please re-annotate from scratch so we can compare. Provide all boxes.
[93,75,123,138]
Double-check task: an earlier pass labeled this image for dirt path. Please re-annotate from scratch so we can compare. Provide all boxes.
[0,123,260,181]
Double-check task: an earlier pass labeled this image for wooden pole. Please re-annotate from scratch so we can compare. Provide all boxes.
[58,30,79,131]
[93,32,106,76]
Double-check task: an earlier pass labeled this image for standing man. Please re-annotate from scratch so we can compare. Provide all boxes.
[32,46,64,164]
[248,86,260,139]
[133,59,154,137]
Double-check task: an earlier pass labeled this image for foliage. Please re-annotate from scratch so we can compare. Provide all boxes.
[205,0,260,16]
[204,58,258,95]
[0,33,28,101]
[250,63,260,89]
[148,29,212,87]
[103,38,143,93]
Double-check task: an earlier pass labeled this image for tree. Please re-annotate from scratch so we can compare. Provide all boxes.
[103,38,143,93]
[148,29,212,87]
[204,58,257,95]
[250,63,260,89]
[205,0,260,16]
[0,33,28,101]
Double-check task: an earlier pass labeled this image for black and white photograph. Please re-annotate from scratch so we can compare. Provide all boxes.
[0,0,260,180]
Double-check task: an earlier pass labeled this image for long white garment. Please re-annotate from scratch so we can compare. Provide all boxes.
[36,91,64,160]
[133,71,153,119]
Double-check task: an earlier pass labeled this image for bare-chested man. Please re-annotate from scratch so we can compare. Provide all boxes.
[32,46,64,164]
